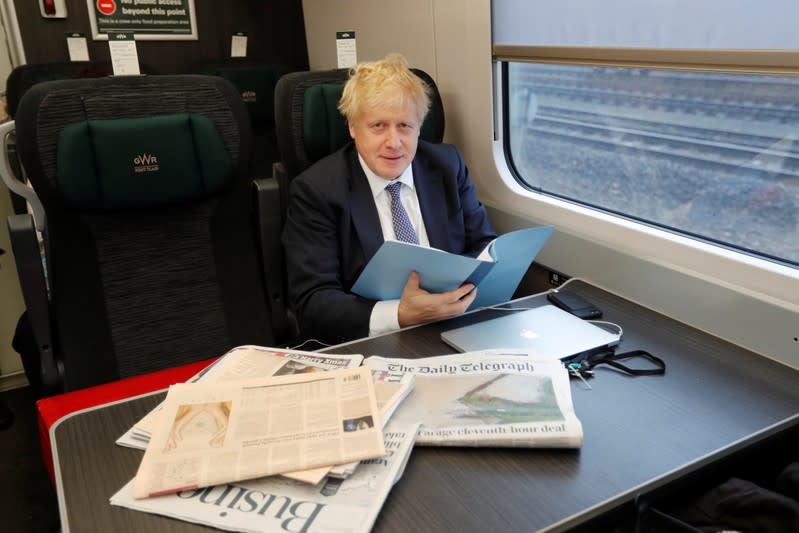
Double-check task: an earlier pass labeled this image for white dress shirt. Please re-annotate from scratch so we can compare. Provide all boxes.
[357,154,430,336]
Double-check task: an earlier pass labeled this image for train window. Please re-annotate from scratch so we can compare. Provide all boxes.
[504,63,799,266]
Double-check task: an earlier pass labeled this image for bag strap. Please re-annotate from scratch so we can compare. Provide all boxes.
[584,349,666,376]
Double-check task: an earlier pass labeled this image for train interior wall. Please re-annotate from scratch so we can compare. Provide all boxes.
[10,0,308,72]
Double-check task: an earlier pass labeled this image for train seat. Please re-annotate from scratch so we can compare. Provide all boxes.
[1,74,285,395]
[197,60,300,179]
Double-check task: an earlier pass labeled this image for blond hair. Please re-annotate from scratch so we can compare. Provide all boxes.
[338,53,431,125]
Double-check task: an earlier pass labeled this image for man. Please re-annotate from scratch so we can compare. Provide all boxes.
[282,53,496,345]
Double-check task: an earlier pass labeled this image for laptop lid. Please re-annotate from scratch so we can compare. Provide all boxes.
[440,304,620,360]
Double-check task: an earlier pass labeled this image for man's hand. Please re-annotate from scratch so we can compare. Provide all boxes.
[397,272,477,327]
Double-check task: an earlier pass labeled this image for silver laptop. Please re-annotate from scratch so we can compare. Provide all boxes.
[441,304,620,360]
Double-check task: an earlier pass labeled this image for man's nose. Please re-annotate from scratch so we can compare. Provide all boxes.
[384,126,401,147]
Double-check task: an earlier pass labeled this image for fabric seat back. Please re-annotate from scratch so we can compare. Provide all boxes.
[199,61,299,178]
[13,74,274,391]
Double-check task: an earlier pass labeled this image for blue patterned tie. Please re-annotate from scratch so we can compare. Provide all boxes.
[385,182,419,244]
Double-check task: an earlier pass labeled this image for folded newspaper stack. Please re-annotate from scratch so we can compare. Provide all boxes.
[118,346,415,486]
[364,350,583,448]
[111,421,420,533]
[117,346,366,451]
[131,365,391,499]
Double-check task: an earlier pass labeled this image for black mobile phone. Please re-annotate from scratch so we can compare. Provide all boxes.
[547,290,602,319]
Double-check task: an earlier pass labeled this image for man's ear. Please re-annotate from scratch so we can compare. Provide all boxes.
[347,120,356,139]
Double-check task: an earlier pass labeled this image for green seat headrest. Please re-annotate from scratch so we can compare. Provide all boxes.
[57,113,232,210]
[210,66,291,124]
[303,83,349,163]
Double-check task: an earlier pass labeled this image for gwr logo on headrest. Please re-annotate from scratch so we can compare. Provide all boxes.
[133,153,159,173]
[242,90,256,102]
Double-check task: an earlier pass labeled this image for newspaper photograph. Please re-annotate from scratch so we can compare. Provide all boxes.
[117,346,364,450]
[364,350,583,448]
[132,366,384,499]
[112,422,420,533]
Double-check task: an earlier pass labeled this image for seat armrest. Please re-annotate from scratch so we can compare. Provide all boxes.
[5,136,28,215]
[253,177,296,343]
[0,121,46,232]
[7,213,61,393]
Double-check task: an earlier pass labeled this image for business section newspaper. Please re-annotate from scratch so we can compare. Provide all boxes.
[111,422,420,533]
[132,366,385,499]
[364,350,583,448]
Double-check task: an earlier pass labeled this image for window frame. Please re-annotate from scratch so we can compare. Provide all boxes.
[494,46,799,74]
[489,53,799,307]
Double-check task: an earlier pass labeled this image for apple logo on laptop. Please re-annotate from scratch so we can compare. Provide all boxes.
[520,328,540,339]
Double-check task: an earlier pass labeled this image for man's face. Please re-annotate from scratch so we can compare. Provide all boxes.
[348,97,421,180]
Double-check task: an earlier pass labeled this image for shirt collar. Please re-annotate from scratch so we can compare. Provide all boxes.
[357,153,415,199]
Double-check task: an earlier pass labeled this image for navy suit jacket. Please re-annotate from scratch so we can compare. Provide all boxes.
[282,141,496,344]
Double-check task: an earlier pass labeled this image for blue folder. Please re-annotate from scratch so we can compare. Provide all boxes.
[351,225,554,309]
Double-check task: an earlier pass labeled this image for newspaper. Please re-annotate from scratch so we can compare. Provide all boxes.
[117,346,411,485]
[364,350,583,448]
[111,422,420,533]
[117,346,364,449]
[132,366,384,499]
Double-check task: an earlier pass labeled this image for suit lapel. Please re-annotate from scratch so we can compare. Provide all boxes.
[414,155,449,250]
[348,156,383,261]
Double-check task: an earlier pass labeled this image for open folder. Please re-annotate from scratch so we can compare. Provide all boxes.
[351,225,554,309]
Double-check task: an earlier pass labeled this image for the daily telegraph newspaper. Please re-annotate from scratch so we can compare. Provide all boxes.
[117,346,364,450]
[111,422,420,533]
[132,366,384,499]
[364,350,583,448]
